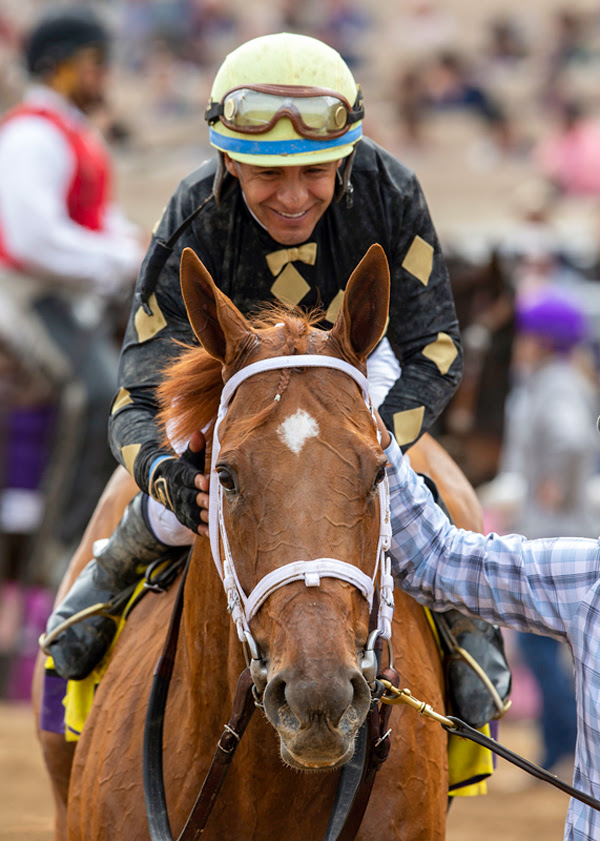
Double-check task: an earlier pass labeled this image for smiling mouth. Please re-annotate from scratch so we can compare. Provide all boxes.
[273,209,310,220]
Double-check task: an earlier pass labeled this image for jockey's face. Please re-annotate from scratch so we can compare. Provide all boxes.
[224,155,340,246]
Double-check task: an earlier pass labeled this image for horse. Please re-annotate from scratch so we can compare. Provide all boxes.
[32,243,483,840]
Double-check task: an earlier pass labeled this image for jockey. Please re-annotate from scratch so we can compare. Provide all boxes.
[44,32,509,726]
[0,8,144,558]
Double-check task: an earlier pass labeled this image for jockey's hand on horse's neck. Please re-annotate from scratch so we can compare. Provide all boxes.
[192,415,392,541]
[196,475,210,539]
[190,428,210,538]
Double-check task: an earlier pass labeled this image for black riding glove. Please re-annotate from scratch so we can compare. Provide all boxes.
[148,445,206,533]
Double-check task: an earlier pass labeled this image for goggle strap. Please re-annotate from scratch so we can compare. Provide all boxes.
[205,101,221,125]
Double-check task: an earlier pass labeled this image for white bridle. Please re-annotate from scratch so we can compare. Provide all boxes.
[208,354,395,650]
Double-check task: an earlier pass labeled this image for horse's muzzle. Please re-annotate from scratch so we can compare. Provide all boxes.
[262,666,372,769]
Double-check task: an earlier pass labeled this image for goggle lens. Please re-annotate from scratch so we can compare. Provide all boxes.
[208,86,363,139]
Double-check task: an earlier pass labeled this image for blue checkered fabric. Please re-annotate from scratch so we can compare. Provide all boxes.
[385,436,600,841]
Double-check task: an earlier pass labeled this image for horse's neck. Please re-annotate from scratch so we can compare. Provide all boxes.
[179,538,246,692]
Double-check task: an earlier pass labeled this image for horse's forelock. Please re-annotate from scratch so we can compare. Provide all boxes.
[157,307,325,447]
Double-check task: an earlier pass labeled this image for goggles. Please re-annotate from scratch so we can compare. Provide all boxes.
[205,84,364,140]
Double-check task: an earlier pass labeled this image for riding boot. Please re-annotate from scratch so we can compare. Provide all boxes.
[43,492,172,681]
[420,474,512,728]
[432,609,512,729]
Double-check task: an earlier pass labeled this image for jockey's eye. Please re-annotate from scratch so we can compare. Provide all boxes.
[216,465,238,493]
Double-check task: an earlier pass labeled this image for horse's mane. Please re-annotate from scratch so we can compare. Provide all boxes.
[157,303,325,448]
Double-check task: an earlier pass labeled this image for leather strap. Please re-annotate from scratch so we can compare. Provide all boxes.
[178,669,256,841]
[331,666,399,841]
[144,557,189,841]
[144,557,256,841]
[444,717,600,812]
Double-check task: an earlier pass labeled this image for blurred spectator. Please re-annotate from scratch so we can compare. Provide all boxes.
[182,0,238,69]
[548,9,596,73]
[479,287,599,778]
[0,6,145,580]
[542,10,599,111]
[485,15,530,67]
[393,1,458,57]
[424,51,506,124]
[534,100,600,196]
[395,50,512,152]
[317,0,370,70]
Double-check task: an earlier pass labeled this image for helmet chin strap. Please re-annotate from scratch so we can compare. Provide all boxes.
[335,146,356,205]
[213,152,238,205]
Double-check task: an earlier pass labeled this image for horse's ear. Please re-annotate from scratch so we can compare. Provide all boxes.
[180,247,252,363]
[330,244,390,361]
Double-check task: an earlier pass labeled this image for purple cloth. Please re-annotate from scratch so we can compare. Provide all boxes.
[516,288,588,351]
[40,669,67,734]
[3,405,56,489]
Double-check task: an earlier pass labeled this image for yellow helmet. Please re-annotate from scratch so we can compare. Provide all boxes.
[205,33,363,166]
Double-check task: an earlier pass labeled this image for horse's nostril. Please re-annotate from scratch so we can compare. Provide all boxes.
[264,667,370,730]
[350,672,372,716]
[263,672,288,726]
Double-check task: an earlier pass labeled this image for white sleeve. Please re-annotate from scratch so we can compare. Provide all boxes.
[0,116,143,295]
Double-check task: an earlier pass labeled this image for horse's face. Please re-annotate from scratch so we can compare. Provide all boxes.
[219,346,386,768]
[180,244,391,770]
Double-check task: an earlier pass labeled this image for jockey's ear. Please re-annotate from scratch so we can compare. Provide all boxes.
[330,243,390,363]
[180,247,252,363]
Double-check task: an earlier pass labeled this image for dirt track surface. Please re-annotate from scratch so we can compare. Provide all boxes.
[0,701,569,841]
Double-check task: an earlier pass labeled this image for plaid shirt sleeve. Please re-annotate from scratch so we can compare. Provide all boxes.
[385,435,600,637]
[385,437,600,841]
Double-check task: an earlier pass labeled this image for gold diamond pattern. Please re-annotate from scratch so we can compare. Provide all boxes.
[393,406,425,447]
[270,264,310,307]
[111,386,133,415]
[134,293,167,343]
[422,332,458,375]
[121,443,141,477]
[402,236,434,286]
[325,290,345,324]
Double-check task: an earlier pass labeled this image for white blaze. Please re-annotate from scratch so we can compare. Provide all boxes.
[277,409,319,454]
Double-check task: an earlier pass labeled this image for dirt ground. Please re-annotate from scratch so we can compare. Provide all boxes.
[0,700,569,841]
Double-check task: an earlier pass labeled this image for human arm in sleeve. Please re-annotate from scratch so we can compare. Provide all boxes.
[378,172,463,450]
[384,435,600,639]
[0,116,142,293]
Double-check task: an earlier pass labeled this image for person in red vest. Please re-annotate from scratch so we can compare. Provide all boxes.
[0,7,145,568]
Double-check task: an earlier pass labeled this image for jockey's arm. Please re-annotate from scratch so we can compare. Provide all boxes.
[377,172,463,451]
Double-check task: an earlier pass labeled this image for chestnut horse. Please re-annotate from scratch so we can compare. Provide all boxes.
[33,244,482,840]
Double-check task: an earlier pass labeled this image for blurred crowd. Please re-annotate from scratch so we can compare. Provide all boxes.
[0,0,599,779]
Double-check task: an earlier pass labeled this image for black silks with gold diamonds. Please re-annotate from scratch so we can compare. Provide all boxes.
[108,137,463,495]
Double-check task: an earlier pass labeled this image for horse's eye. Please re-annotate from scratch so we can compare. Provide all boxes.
[371,465,386,492]
[216,466,237,493]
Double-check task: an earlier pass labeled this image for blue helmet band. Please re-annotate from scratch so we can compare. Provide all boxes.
[209,124,362,157]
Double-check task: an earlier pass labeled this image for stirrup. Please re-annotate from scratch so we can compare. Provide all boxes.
[39,584,136,656]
